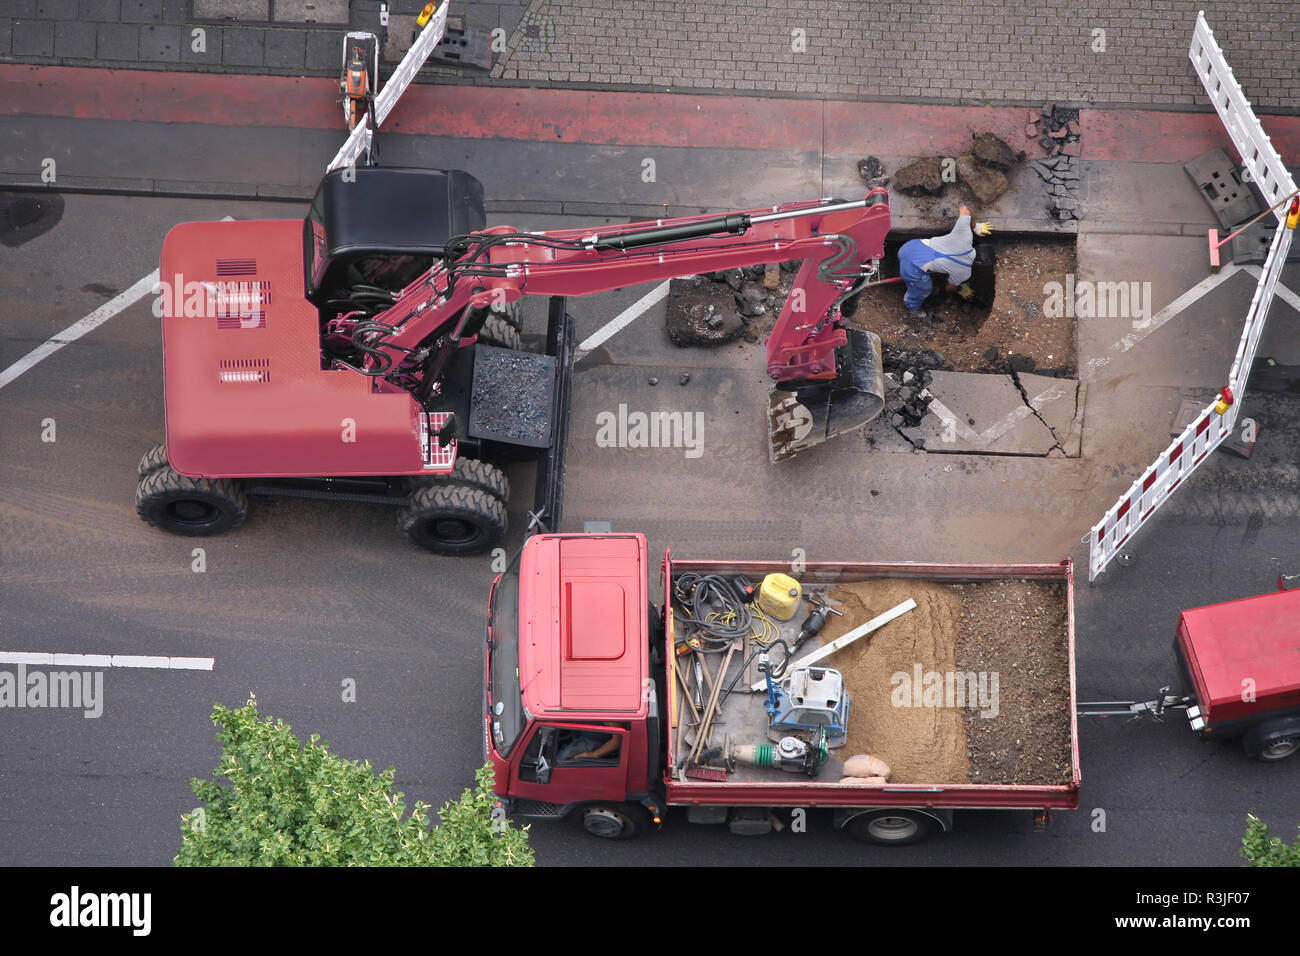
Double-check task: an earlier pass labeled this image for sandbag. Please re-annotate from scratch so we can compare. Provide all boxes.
[838,775,888,785]
[843,754,892,780]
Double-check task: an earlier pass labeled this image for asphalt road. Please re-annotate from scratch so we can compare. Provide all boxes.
[0,192,1297,867]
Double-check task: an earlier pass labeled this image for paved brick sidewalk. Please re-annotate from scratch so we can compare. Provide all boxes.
[0,0,526,77]
[1,1,1296,111]
[491,0,1299,109]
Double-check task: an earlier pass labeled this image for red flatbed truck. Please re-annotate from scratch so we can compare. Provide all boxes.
[484,532,1083,845]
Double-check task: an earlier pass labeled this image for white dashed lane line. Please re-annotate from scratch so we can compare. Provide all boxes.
[0,652,214,671]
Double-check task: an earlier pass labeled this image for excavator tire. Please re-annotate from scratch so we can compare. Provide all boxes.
[137,443,170,478]
[476,314,522,351]
[405,458,509,504]
[136,467,248,536]
[397,482,506,554]
[490,299,523,331]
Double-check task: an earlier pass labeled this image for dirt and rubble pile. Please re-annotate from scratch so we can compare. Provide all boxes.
[892,133,1024,205]
[953,580,1074,784]
[893,156,946,196]
[889,366,935,429]
[664,275,746,346]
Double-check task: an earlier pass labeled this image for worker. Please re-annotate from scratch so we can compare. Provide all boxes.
[558,724,622,762]
[898,204,993,321]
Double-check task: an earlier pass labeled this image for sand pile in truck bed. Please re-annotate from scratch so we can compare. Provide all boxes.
[821,580,971,784]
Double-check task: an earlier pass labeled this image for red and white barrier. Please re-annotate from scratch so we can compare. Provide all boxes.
[1088,15,1298,581]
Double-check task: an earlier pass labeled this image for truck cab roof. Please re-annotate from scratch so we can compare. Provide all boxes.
[1178,587,1300,725]
[518,533,649,720]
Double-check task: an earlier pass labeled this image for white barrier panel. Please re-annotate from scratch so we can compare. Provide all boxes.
[1089,396,1234,581]
[375,1,449,127]
[1089,212,1294,581]
[1227,214,1295,389]
[327,3,450,173]
[1088,14,1298,581]
[1189,11,1297,218]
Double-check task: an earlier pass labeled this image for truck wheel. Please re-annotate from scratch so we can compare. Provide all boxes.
[1243,726,1300,762]
[476,314,522,351]
[137,443,170,478]
[490,299,523,331]
[136,467,248,536]
[845,810,935,846]
[397,483,506,554]
[406,458,509,504]
[576,803,647,840]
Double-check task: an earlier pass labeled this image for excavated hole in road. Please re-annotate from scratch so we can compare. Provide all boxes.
[664,236,1081,456]
[665,235,1078,378]
[848,235,1078,378]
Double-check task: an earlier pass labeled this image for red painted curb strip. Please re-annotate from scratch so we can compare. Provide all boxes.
[4,65,1298,162]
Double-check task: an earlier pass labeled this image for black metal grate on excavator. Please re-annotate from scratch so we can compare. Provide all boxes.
[468,345,556,448]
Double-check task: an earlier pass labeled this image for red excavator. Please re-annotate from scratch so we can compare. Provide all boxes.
[137,166,891,553]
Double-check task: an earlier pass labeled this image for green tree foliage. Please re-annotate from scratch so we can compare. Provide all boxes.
[1240,814,1300,867]
[176,696,532,866]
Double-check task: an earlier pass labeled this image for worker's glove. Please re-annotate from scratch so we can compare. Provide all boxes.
[957,283,976,301]
[973,222,994,237]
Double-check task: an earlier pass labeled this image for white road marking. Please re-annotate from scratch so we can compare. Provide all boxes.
[1244,266,1300,313]
[885,373,1070,447]
[577,280,671,352]
[1086,265,1246,372]
[0,652,214,671]
[1115,264,1244,352]
[0,216,236,391]
[0,270,159,390]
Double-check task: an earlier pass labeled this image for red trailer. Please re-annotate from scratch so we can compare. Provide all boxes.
[1176,587,1300,756]
[485,532,1081,845]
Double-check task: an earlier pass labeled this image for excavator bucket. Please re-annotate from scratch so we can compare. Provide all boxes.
[768,328,885,462]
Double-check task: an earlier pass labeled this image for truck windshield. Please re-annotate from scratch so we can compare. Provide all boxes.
[488,566,525,757]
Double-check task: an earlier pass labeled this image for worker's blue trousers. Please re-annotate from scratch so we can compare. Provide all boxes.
[898,238,937,310]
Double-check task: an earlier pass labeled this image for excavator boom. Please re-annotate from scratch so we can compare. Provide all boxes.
[355,189,893,460]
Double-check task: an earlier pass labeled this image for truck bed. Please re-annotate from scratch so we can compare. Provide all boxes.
[662,556,1080,810]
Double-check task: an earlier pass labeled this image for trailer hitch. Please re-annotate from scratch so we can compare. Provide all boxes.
[1077,686,1190,721]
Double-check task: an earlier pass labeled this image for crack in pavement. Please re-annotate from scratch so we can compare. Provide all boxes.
[1007,366,1068,454]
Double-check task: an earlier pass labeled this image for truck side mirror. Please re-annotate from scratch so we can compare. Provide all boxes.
[536,727,556,784]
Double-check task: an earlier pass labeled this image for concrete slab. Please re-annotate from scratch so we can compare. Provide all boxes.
[272,0,348,25]
[194,0,269,19]
[383,14,418,63]
[1074,233,1250,391]
[1017,372,1078,444]
[1085,160,1218,233]
[896,371,1076,457]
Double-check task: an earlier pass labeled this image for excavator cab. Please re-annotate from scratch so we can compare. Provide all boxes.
[303,166,486,326]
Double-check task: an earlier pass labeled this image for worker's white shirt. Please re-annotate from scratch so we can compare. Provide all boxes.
[920,215,976,284]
